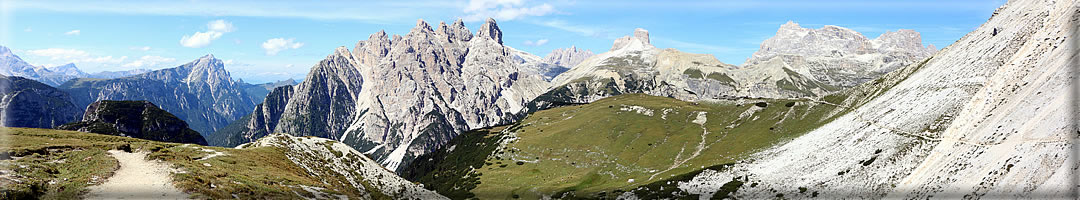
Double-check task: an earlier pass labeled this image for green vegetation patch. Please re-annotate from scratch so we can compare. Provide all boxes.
[0,127,367,199]
[457,93,849,199]
[401,127,506,199]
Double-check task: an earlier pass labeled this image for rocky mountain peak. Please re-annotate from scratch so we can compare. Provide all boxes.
[450,19,473,42]
[610,28,655,51]
[47,63,88,77]
[435,19,473,42]
[633,28,650,44]
[543,46,595,67]
[873,29,937,56]
[412,19,434,33]
[746,22,882,65]
[333,46,352,57]
[476,17,503,44]
[353,30,393,67]
[181,54,235,89]
[0,46,11,57]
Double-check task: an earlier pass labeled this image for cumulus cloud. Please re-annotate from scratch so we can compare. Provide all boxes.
[122,55,176,68]
[26,48,126,64]
[64,29,81,35]
[522,39,549,46]
[261,38,304,56]
[180,20,234,48]
[462,0,554,22]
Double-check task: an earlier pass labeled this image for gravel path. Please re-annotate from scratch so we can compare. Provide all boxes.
[85,150,188,199]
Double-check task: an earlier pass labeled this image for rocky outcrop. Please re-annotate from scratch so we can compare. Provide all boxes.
[245,18,551,172]
[59,55,257,136]
[0,75,80,128]
[239,78,297,106]
[509,46,596,81]
[238,134,447,199]
[744,21,937,87]
[209,85,293,147]
[531,28,834,111]
[58,100,207,145]
[533,23,937,111]
[668,0,1077,198]
[543,46,595,68]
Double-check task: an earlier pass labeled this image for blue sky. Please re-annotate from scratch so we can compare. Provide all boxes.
[0,0,1006,83]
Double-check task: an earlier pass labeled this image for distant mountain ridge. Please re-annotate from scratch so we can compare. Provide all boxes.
[745,21,938,87]
[0,46,154,86]
[511,46,594,81]
[59,55,258,136]
[529,23,936,111]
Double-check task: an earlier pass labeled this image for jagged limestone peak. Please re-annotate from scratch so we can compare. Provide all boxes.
[476,17,503,44]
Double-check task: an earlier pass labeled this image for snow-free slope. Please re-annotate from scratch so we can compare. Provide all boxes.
[0,127,446,199]
[669,0,1078,198]
[532,25,935,112]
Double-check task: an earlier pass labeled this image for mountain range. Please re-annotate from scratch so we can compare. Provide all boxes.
[528,24,935,111]
[0,0,1073,198]
[58,55,259,136]
[215,18,553,172]
[0,46,153,86]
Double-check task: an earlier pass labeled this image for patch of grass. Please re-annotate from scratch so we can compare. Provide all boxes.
[0,127,368,199]
[705,72,736,85]
[683,69,705,79]
[461,93,848,198]
[400,127,506,199]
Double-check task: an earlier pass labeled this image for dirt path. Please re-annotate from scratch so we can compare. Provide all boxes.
[649,111,710,181]
[85,150,188,199]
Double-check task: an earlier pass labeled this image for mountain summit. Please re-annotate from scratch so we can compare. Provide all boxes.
[215,18,551,171]
[745,21,938,87]
[60,55,257,136]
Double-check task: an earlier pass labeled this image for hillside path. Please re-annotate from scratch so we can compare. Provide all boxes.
[85,150,189,199]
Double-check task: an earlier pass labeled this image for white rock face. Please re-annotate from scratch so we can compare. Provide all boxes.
[534,23,938,111]
[510,46,594,81]
[532,28,841,110]
[544,46,595,68]
[745,21,938,87]
[671,0,1078,198]
[0,46,89,86]
[270,18,550,172]
[240,133,447,199]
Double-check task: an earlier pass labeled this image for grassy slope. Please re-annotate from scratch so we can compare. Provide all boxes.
[0,127,381,199]
[471,94,846,199]
[408,58,932,199]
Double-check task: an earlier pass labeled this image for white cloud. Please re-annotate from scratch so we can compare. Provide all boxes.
[207,19,235,32]
[122,55,176,68]
[64,29,81,35]
[13,1,457,24]
[537,20,611,38]
[522,39,549,46]
[25,48,127,64]
[462,0,554,22]
[261,38,304,56]
[180,20,234,48]
[130,46,152,51]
